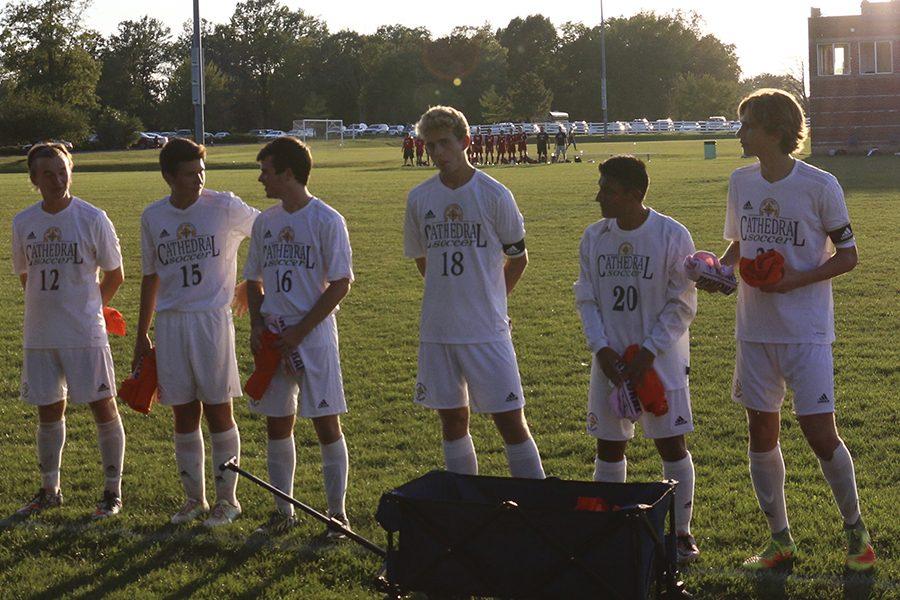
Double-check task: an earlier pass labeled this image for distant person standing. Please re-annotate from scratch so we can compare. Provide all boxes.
[517,131,528,162]
[567,126,578,151]
[555,128,568,162]
[402,133,415,167]
[536,126,549,163]
[485,133,496,165]
[12,143,126,520]
[415,136,426,166]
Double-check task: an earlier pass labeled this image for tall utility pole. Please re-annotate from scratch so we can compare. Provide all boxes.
[600,0,609,140]
[191,0,205,144]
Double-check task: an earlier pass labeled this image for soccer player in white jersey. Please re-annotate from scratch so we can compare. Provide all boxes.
[133,138,259,527]
[244,137,353,536]
[404,106,545,480]
[574,155,700,563]
[709,89,875,571]
[12,143,126,519]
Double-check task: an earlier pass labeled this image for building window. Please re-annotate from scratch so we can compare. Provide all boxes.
[817,43,851,75]
[860,41,893,74]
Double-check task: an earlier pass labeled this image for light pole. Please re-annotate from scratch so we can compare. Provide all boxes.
[600,0,608,140]
[192,0,205,144]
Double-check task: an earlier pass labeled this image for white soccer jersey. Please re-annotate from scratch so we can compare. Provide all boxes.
[243,198,353,348]
[724,160,855,344]
[141,189,259,312]
[404,170,525,344]
[574,210,697,391]
[12,197,122,349]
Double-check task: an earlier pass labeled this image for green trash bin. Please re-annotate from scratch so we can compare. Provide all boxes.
[704,140,717,160]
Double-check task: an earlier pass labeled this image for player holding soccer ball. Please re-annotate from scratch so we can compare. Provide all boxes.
[12,143,126,520]
[404,106,545,480]
[708,89,875,571]
[574,155,700,563]
[134,138,259,527]
[244,137,353,537]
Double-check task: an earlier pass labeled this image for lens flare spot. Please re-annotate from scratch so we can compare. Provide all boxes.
[453,77,462,87]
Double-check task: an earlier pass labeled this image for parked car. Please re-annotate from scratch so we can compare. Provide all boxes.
[364,124,390,135]
[132,132,165,150]
[174,129,193,138]
[706,116,728,131]
[628,119,651,133]
[679,121,700,132]
[287,128,315,138]
[571,121,588,134]
[213,131,230,139]
[262,130,286,139]
[655,119,674,132]
[388,125,406,136]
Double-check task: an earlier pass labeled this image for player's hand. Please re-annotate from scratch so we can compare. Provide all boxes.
[597,347,624,384]
[132,334,153,372]
[231,280,249,317]
[250,323,266,355]
[623,347,655,382]
[760,263,804,293]
[275,324,305,357]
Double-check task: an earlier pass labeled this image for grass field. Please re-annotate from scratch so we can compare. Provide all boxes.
[0,139,897,599]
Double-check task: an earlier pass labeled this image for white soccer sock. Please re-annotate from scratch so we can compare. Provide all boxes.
[749,443,789,534]
[593,456,627,483]
[268,435,296,516]
[442,434,478,475]
[37,419,65,492]
[211,426,240,506]
[97,416,125,496]
[817,441,861,526]
[174,429,206,503]
[663,452,695,535]
[320,436,348,516]
[505,437,546,479]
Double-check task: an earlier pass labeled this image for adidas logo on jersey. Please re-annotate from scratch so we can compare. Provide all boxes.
[425,210,436,219]
[264,230,273,238]
[27,232,36,240]
[674,416,687,426]
[817,393,829,404]
[318,399,329,409]
[505,392,518,403]
[160,229,170,238]
[743,201,753,210]
[97,383,110,393]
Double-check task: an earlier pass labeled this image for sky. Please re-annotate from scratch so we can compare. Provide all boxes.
[78,0,867,78]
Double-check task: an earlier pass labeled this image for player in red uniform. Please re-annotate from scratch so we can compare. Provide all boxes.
[485,134,495,165]
[414,136,426,166]
[497,134,507,164]
[402,133,415,167]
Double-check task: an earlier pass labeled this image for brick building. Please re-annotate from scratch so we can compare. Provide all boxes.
[808,0,900,154]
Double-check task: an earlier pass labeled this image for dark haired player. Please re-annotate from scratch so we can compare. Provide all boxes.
[134,138,259,527]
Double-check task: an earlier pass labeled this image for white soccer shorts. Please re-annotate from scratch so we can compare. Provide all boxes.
[586,356,693,440]
[732,341,836,416]
[21,346,116,406]
[154,307,242,406]
[414,340,526,414]
[248,341,347,418]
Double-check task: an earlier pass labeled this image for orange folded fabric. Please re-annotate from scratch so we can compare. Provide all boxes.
[244,330,282,401]
[622,344,668,417]
[103,306,127,336]
[118,349,158,414]
[739,250,785,288]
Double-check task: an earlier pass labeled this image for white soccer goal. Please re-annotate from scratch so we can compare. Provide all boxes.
[290,119,344,143]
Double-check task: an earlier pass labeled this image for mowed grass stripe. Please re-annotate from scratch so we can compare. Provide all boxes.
[0,140,896,599]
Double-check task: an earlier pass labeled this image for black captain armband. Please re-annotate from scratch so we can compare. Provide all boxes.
[503,239,527,257]
[828,223,854,246]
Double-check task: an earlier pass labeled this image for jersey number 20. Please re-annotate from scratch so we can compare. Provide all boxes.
[612,285,638,311]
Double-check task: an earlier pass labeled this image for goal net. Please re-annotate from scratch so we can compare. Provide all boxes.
[291,119,344,143]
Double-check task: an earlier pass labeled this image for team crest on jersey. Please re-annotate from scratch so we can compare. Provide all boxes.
[760,198,779,218]
[618,242,634,256]
[733,378,743,398]
[277,227,295,243]
[587,411,598,432]
[44,227,62,242]
[415,383,427,403]
[740,197,805,247]
[444,204,463,222]
[177,222,197,239]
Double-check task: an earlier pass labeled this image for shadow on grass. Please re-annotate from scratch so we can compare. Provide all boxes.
[749,561,793,599]
[842,569,876,600]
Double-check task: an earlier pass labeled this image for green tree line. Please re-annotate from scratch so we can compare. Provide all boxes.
[0,0,804,146]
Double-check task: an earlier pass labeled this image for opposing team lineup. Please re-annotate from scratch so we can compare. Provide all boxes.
[11,89,876,573]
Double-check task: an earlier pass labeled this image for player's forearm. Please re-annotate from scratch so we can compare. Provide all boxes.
[574,278,609,352]
[99,267,124,306]
[720,241,740,267]
[793,245,858,287]
[136,274,159,337]
[415,257,426,277]
[643,285,697,357]
[246,280,265,327]
[504,253,528,295]
[292,278,351,338]
[19,273,26,289]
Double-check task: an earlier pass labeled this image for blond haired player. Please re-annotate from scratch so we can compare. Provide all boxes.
[404,106,545,479]
[709,89,875,571]
[12,143,126,519]
[574,155,700,563]
[134,138,259,527]
[245,137,353,536]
